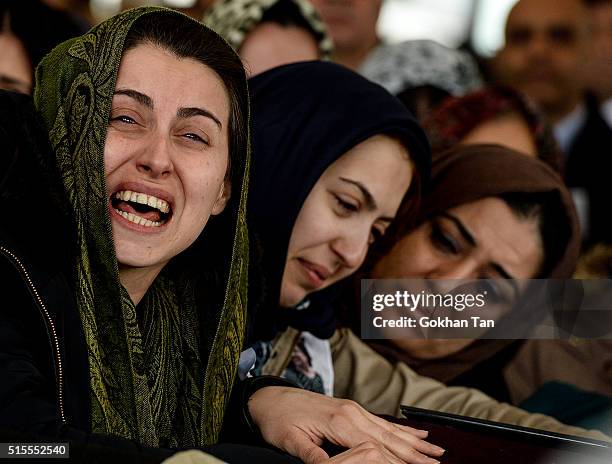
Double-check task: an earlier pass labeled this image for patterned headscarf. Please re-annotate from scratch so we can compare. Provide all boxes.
[34,7,250,447]
[204,0,332,58]
[360,40,483,97]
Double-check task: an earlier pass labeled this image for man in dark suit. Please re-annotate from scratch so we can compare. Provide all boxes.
[494,0,612,246]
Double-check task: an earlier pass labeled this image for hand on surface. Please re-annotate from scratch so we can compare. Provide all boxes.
[248,386,444,464]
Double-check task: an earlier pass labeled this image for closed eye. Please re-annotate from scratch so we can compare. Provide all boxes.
[111,115,137,125]
[430,223,459,254]
[182,132,210,145]
[334,194,359,213]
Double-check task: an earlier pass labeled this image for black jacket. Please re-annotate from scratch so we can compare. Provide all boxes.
[565,94,612,246]
[0,92,298,463]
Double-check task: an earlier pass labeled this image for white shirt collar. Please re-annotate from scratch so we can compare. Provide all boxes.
[601,98,612,129]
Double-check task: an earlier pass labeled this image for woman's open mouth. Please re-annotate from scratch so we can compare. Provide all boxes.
[110,190,172,228]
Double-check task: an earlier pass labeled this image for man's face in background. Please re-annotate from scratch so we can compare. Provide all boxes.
[494,0,590,122]
[586,0,612,100]
[309,0,382,53]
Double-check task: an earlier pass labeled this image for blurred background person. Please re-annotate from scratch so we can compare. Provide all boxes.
[204,0,332,76]
[309,0,381,71]
[309,0,486,101]
[493,0,590,127]
[0,24,31,94]
[41,0,93,26]
[177,0,216,20]
[585,0,612,128]
[423,86,564,172]
[360,40,483,122]
[493,0,612,246]
[0,0,85,94]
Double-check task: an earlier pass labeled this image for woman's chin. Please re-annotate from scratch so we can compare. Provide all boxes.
[279,285,308,309]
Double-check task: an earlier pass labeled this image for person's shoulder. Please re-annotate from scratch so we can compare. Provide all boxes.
[0,90,37,173]
[0,89,34,109]
[570,95,612,161]
[581,94,612,136]
[0,90,51,184]
[0,90,40,139]
[0,90,74,320]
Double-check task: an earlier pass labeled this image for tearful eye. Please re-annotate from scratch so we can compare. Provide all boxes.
[111,115,136,125]
[182,133,210,146]
[430,224,459,254]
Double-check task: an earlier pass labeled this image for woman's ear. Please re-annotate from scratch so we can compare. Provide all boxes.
[211,177,231,215]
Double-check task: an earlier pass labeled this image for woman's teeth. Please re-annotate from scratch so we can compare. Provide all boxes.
[114,190,170,213]
[115,209,163,227]
[112,190,171,227]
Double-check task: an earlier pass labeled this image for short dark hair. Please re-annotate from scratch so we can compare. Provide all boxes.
[499,191,570,278]
[262,0,318,36]
[423,86,563,172]
[396,85,452,122]
[123,13,249,188]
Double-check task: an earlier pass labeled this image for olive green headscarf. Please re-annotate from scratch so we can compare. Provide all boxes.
[33,7,250,447]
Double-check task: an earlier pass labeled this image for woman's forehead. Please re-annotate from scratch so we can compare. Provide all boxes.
[115,43,231,125]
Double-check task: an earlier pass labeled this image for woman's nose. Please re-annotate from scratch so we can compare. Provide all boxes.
[427,258,478,279]
[135,135,174,178]
[331,228,369,270]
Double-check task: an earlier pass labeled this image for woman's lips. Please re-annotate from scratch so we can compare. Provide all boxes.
[297,258,330,289]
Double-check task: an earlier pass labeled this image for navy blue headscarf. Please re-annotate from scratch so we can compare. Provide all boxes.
[248,61,431,340]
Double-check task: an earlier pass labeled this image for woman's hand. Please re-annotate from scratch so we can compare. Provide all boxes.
[248,387,444,464]
[326,442,424,463]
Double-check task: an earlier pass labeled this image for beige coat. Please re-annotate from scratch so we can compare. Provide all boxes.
[504,339,612,404]
[261,327,610,442]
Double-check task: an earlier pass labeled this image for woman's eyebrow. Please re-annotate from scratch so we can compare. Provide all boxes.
[176,107,222,130]
[113,89,222,130]
[114,88,153,109]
